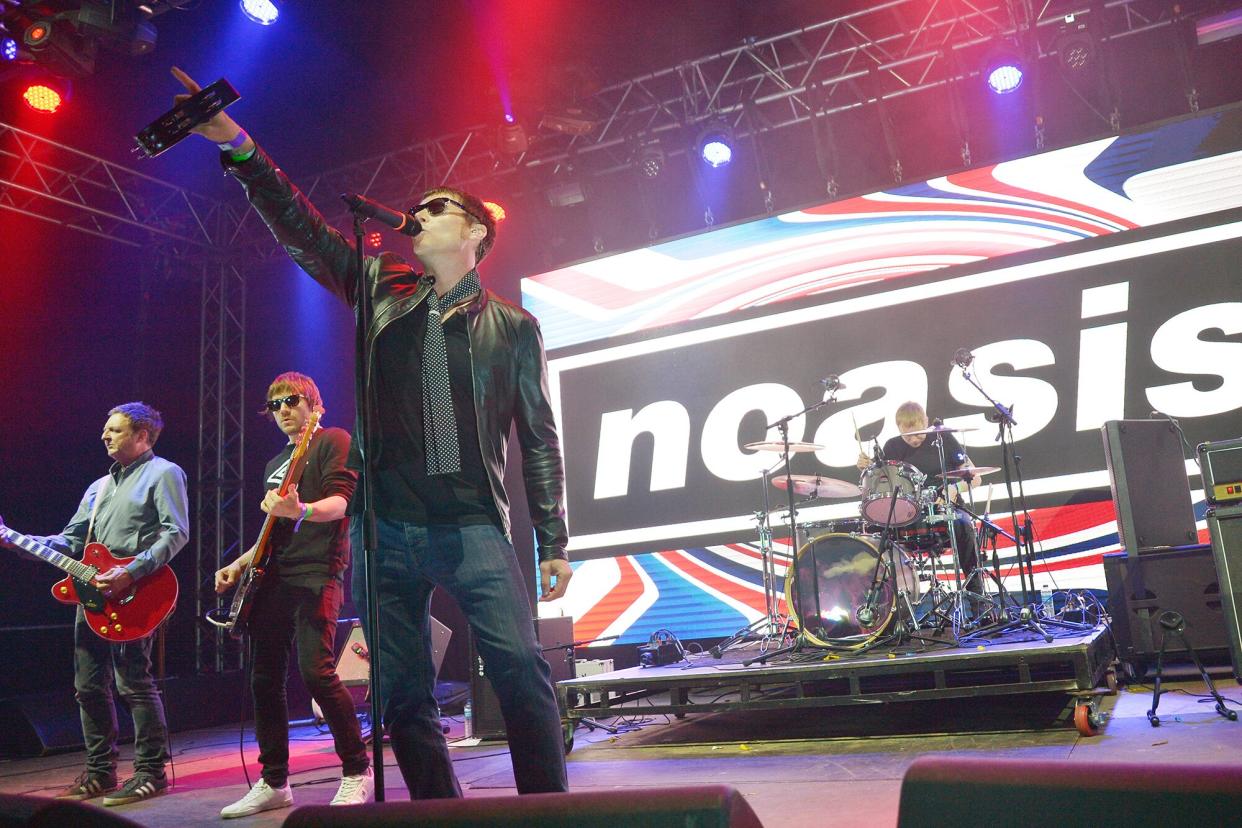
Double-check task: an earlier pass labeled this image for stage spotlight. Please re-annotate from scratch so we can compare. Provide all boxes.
[239,0,279,25]
[635,137,664,179]
[23,19,53,49]
[498,120,529,155]
[696,120,734,168]
[22,83,63,113]
[1054,17,1095,72]
[365,231,382,250]
[983,45,1025,95]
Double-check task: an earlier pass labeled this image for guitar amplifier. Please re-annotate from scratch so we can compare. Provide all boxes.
[1207,502,1242,681]
[1199,438,1242,505]
[470,616,574,740]
[312,616,451,720]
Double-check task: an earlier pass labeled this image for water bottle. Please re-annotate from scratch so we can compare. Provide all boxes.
[463,699,473,739]
[1041,584,1055,617]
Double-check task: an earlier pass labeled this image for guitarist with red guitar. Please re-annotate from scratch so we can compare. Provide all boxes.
[213,372,371,817]
[0,402,188,807]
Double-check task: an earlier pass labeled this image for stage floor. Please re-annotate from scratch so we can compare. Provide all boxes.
[1,672,1239,826]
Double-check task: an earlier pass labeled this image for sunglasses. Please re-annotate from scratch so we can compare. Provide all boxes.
[265,394,303,412]
[406,196,479,223]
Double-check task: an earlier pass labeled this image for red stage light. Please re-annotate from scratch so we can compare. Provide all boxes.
[482,200,506,222]
[23,21,52,48]
[366,231,382,249]
[22,84,62,113]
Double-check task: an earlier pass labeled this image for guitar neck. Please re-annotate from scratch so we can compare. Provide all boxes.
[1,527,96,581]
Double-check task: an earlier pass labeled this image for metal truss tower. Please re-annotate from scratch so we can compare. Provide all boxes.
[0,121,261,673]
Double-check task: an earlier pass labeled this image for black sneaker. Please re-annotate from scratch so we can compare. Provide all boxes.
[57,771,117,801]
[101,772,168,806]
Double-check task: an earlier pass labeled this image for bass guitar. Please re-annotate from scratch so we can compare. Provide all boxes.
[207,412,320,638]
[0,522,178,642]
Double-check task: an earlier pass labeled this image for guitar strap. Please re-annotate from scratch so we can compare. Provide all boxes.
[85,474,112,547]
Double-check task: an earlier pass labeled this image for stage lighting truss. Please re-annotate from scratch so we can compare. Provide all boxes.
[696,118,735,168]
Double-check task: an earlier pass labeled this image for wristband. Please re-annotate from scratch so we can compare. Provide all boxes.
[293,503,313,533]
[216,130,249,152]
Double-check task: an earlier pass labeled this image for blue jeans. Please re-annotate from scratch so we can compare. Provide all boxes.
[73,607,169,778]
[351,519,567,797]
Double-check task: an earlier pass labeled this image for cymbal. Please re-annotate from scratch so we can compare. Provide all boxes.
[933,465,1001,480]
[903,424,979,436]
[744,440,824,453]
[770,473,862,499]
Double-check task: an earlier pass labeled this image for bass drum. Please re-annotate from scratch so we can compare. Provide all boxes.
[784,532,919,647]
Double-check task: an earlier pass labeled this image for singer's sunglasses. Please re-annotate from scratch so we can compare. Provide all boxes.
[264,394,303,412]
[406,196,480,223]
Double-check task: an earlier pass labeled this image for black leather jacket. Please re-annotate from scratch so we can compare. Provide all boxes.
[224,146,568,562]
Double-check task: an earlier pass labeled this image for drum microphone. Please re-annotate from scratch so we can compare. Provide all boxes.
[820,374,846,391]
[341,192,423,236]
[952,348,974,369]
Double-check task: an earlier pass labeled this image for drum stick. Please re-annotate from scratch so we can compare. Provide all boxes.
[851,413,866,456]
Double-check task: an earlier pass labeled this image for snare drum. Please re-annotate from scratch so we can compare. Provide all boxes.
[859,461,926,527]
[784,532,920,646]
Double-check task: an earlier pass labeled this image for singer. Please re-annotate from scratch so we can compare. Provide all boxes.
[168,68,571,801]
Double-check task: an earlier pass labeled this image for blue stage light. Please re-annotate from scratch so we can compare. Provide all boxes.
[2,37,17,61]
[239,0,279,25]
[987,63,1024,94]
[701,138,733,168]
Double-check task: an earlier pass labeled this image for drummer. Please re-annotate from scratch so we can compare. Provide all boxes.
[857,401,982,595]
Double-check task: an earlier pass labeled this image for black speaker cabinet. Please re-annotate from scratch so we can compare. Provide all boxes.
[898,756,1242,828]
[1101,419,1198,553]
[1207,502,1242,681]
[470,616,574,740]
[1103,546,1227,673]
[282,785,764,828]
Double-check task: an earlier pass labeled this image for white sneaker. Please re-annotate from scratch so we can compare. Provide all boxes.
[220,779,293,819]
[329,767,374,806]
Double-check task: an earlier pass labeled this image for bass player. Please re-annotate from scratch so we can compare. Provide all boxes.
[214,372,370,817]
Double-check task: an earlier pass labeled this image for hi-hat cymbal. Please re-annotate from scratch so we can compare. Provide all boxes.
[903,424,979,436]
[933,465,1001,480]
[744,440,824,453]
[770,473,862,499]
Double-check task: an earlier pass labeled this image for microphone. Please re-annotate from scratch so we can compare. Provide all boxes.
[952,348,974,369]
[820,374,846,391]
[932,418,944,427]
[872,435,883,462]
[340,192,422,236]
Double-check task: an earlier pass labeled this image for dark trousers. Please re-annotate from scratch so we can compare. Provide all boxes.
[249,576,369,788]
[73,607,169,778]
[350,519,567,798]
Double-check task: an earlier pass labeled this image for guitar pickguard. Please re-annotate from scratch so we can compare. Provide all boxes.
[73,578,107,612]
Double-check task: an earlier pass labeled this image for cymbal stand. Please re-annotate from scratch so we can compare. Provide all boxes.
[741,390,843,667]
[711,466,791,658]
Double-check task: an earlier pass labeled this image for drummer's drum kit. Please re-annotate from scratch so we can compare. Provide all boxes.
[744,424,1003,652]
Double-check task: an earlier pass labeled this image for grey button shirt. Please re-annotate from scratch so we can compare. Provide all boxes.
[33,449,189,580]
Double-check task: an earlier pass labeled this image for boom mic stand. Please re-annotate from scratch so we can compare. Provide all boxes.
[543,635,623,733]
[343,206,387,800]
[955,360,1060,642]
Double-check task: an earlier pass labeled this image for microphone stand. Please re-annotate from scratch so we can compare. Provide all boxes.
[344,207,386,800]
[956,363,1063,642]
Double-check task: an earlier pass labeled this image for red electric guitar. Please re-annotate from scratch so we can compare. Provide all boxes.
[0,520,178,642]
[207,412,320,639]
